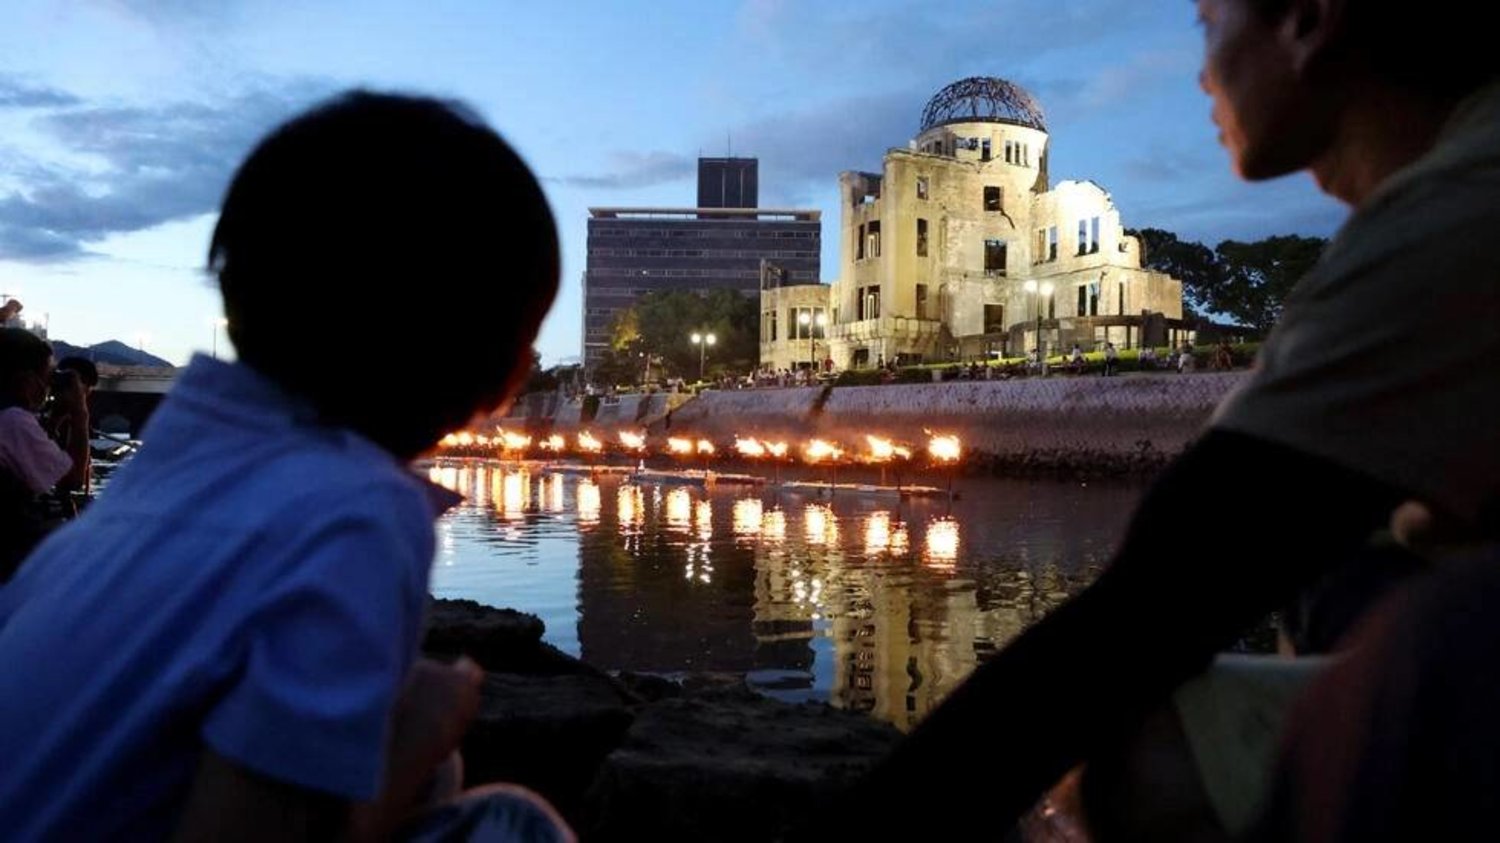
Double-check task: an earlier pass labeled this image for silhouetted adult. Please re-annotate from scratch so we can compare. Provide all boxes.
[800,0,1500,837]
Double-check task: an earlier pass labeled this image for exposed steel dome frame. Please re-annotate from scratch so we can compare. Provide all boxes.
[919,77,1047,133]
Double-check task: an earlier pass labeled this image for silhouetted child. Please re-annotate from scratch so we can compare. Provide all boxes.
[0,92,567,840]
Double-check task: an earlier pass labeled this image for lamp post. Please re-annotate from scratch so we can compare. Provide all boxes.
[1023,280,1055,362]
[798,310,828,372]
[690,331,716,380]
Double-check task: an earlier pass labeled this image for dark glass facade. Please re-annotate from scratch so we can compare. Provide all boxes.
[697,157,759,209]
[583,208,821,368]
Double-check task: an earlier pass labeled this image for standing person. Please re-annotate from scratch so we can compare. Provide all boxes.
[0,330,86,581]
[1103,341,1119,377]
[43,356,98,498]
[798,0,1500,837]
[0,92,570,841]
[1178,341,1197,373]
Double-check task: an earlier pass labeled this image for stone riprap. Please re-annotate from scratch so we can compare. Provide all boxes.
[813,372,1246,466]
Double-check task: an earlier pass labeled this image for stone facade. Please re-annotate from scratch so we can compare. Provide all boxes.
[760,77,1194,371]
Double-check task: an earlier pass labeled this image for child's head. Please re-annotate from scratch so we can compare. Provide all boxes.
[209,91,559,458]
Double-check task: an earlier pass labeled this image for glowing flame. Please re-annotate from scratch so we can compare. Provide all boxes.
[928,434,961,463]
[455,431,475,447]
[618,431,647,452]
[540,434,566,452]
[500,430,532,452]
[577,431,604,453]
[439,433,461,448]
[925,517,960,568]
[734,437,766,458]
[475,434,491,446]
[667,437,694,456]
[765,441,789,458]
[865,435,913,462]
[696,439,715,455]
[804,439,843,463]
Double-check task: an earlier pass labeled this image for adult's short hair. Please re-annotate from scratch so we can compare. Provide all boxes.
[0,329,53,408]
[209,90,559,456]
[1248,0,1500,99]
[55,356,99,388]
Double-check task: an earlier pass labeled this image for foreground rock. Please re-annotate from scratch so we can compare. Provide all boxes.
[424,599,903,840]
[582,683,901,841]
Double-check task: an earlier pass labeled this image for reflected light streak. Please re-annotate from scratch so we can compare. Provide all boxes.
[865,511,891,555]
[576,479,601,525]
[804,504,839,546]
[925,517,960,568]
[732,498,763,538]
[665,487,692,531]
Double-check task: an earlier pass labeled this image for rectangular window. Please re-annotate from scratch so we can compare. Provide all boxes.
[1088,282,1100,316]
[1118,281,1126,315]
[867,220,881,258]
[916,176,929,200]
[1090,217,1101,254]
[984,186,1002,212]
[981,139,991,161]
[916,283,929,320]
[1078,219,1089,256]
[1004,140,1013,163]
[770,310,777,341]
[867,287,881,319]
[1048,226,1058,261]
[857,286,866,320]
[1077,285,1087,317]
[984,304,1005,333]
[916,218,928,257]
[1048,294,1056,320]
[857,223,866,260]
[984,239,1007,274]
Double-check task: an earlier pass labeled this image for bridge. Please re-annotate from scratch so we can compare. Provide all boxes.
[90,364,179,436]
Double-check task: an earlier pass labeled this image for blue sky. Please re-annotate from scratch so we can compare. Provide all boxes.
[0,0,1345,366]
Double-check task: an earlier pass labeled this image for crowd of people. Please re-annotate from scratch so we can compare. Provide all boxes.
[1,1,1497,839]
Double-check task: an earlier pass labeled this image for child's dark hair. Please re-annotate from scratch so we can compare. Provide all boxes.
[209,90,559,457]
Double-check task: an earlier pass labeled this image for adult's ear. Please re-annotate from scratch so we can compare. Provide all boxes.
[1281,0,1348,78]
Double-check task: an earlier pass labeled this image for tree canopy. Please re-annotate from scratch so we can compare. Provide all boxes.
[1131,228,1326,335]
[593,288,758,384]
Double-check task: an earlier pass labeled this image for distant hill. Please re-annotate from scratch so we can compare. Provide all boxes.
[51,339,174,368]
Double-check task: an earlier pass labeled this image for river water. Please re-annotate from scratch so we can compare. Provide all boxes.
[427,459,1142,731]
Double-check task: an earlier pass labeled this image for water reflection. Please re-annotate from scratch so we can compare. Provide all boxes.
[427,459,1134,730]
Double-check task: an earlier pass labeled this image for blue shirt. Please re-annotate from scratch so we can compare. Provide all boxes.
[0,356,454,841]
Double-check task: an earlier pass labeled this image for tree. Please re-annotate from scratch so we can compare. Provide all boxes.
[1213,235,1326,334]
[611,288,758,381]
[1131,227,1327,335]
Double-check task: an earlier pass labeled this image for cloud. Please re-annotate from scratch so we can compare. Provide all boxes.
[716,89,925,205]
[0,79,333,262]
[552,151,695,190]
[0,76,82,109]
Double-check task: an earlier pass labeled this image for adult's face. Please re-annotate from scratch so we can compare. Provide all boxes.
[1197,0,1330,181]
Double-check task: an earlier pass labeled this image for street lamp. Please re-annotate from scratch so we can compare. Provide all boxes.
[690,331,716,380]
[1023,280,1055,360]
[798,310,828,372]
